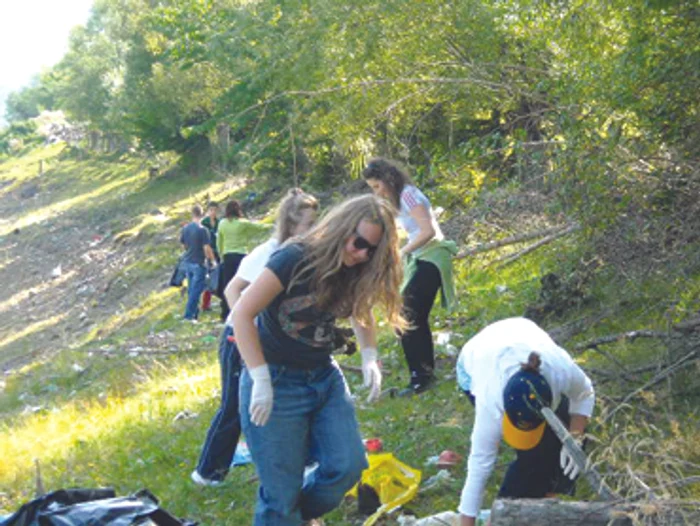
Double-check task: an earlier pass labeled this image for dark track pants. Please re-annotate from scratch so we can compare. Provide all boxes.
[218,252,245,321]
[401,259,441,386]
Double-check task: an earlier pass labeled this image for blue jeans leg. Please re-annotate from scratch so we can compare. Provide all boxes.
[300,364,367,520]
[240,363,367,526]
[195,326,242,480]
[184,263,206,320]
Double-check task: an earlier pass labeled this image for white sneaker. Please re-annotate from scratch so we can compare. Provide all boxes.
[191,470,222,486]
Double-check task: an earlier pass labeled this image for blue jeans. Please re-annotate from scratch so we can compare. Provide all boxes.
[184,262,207,320]
[240,362,367,526]
[195,325,242,480]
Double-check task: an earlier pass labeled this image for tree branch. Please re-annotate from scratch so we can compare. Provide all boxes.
[455,223,576,260]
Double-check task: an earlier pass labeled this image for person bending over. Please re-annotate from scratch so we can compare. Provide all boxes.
[455,317,595,526]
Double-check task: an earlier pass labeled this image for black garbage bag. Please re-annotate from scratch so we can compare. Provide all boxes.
[0,488,196,526]
[169,258,186,288]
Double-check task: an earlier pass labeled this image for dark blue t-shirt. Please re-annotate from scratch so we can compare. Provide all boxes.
[180,222,211,265]
[258,243,337,369]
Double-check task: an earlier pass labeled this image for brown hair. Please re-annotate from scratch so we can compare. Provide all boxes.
[275,188,319,243]
[362,157,413,208]
[225,200,243,219]
[191,204,204,218]
[521,352,542,373]
[290,194,406,331]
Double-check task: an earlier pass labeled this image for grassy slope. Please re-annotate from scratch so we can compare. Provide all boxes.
[1,146,698,524]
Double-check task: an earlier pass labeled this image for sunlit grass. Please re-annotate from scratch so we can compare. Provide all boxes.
[0,356,219,481]
[1,172,148,236]
[79,287,182,347]
[0,270,76,314]
[0,313,67,352]
[0,143,65,197]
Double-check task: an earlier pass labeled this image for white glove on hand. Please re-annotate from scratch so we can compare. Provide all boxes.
[360,347,382,402]
[248,364,273,426]
[560,440,583,480]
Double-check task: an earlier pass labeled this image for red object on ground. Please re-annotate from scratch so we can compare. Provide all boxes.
[202,290,212,310]
[436,449,463,469]
[364,438,383,453]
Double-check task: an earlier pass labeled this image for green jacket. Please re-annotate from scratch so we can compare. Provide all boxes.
[216,218,270,255]
[402,238,458,311]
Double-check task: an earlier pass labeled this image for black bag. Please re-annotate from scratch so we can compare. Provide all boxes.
[0,488,196,526]
[169,258,186,287]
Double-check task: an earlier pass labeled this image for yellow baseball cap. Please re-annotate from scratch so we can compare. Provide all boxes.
[502,369,552,451]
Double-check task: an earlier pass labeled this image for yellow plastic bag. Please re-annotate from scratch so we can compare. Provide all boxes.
[348,453,422,526]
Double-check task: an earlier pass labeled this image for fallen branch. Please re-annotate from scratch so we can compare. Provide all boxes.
[454,224,575,260]
[574,330,673,352]
[493,223,581,267]
[602,349,698,424]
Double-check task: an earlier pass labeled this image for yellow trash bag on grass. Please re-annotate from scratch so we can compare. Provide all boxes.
[347,453,422,526]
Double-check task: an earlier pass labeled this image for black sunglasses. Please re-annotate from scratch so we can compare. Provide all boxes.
[353,232,379,258]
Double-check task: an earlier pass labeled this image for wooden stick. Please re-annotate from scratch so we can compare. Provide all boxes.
[573,330,672,352]
[540,406,619,501]
[494,224,581,267]
[454,224,576,260]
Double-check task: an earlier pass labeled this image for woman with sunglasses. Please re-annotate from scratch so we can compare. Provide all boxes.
[364,158,457,396]
[455,317,595,526]
[232,194,405,525]
[191,189,319,487]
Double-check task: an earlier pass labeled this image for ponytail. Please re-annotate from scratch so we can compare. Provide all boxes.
[521,351,542,373]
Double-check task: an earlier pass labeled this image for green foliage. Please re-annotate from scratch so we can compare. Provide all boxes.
[10,0,695,236]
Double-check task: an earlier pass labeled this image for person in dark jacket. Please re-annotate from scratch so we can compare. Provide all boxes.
[180,205,216,321]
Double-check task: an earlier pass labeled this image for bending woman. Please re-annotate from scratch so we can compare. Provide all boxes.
[192,189,319,486]
[455,317,595,526]
[364,158,457,395]
[233,194,405,525]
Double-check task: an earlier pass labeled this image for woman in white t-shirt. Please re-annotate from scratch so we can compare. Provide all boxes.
[191,188,319,486]
[364,158,457,395]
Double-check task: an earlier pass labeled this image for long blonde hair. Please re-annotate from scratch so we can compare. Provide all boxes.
[290,194,406,331]
[275,188,319,243]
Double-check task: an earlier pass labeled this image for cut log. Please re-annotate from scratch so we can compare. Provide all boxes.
[490,498,700,526]
[490,499,631,525]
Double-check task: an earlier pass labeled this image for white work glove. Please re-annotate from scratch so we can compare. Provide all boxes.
[360,347,382,402]
[560,440,583,480]
[248,364,273,426]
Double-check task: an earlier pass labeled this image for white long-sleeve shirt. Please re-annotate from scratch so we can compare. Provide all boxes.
[456,317,595,517]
